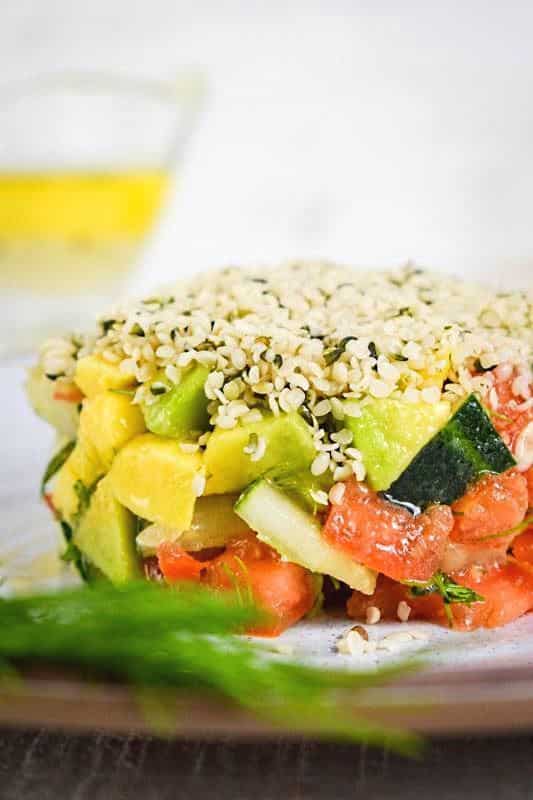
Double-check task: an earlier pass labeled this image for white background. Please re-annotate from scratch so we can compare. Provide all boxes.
[1,0,533,287]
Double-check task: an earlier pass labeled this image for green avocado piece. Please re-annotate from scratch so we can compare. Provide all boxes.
[142,364,210,438]
[204,411,318,495]
[73,474,141,584]
[344,397,452,491]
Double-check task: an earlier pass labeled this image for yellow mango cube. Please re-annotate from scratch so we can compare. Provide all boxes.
[52,392,145,523]
[74,355,136,398]
[52,460,83,522]
[78,391,146,471]
[109,433,204,530]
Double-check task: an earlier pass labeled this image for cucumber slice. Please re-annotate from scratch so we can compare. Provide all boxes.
[26,366,80,438]
[386,394,515,509]
[235,480,376,595]
[136,494,251,554]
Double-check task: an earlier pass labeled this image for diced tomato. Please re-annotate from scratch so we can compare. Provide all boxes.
[43,492,57,517]
[347,575,407,621]
[450,469,528,551]
[322,480,454,582]
[155,534,314,635]
[513,530,533,566]
[525,467,533,508]
[144,556,165,582]
[446,562,533,629]
[203,534,315,636]
[53,384,84,404]
[348,561,533,630]
[488,368,533,454]
[157,542,204,582]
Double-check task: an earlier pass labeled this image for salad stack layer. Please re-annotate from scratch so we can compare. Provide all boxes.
[29,263,533,634]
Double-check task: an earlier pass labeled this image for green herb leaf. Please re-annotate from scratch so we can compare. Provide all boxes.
[479,515,533,543]
[368,341,379,362]
[40,440,76,497]
[0,582,419,753]
[101,319,116,333]
[306,575,325,619]
[70,479,99,534]
[299,405,314,427]
[150,382,169,396]
[60,541,79,563]
[406,571,483,604]
[57,519,90,581]
[323,336,357,366]
[405,571,484,628]
[405,571,483,626]
[473,358,492,373]
[72,480,94,518]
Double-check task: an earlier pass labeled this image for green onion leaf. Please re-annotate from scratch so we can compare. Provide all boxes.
[40,440,76,497]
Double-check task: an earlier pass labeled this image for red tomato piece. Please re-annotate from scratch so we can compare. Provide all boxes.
[203,535,315,636]
[488,369,533,454]
[144,556,164,582]
[448,562,533,629]
[525,467,533,508]
[322,480,454,582]
[451,469,528,550]
[53,384,84,404]
[348,561,533,630]
[347,575,407,621]
[157,542,204,582]
[43,492,57,517]
[513,530,533,566]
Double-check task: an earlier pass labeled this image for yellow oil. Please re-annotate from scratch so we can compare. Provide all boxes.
[0,170,170,292]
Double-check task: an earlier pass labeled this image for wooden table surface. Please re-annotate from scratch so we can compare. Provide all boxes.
[0,728,532,800]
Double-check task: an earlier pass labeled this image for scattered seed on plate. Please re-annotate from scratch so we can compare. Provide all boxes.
[366,606,381,625]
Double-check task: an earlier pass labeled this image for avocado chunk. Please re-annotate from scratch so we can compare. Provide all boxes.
[74,474,140,583]
[344,398,451,491]
[235,479,376,594]
[108,433,204,530]
[204,411,317,495]
[142,365,210,439]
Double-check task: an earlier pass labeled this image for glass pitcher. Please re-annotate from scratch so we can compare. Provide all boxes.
[0,72,205,356]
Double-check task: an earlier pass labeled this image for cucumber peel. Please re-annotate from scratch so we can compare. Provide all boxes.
[386,394,515,509]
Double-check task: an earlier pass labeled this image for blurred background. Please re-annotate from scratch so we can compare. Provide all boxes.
[1,0,532,352]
